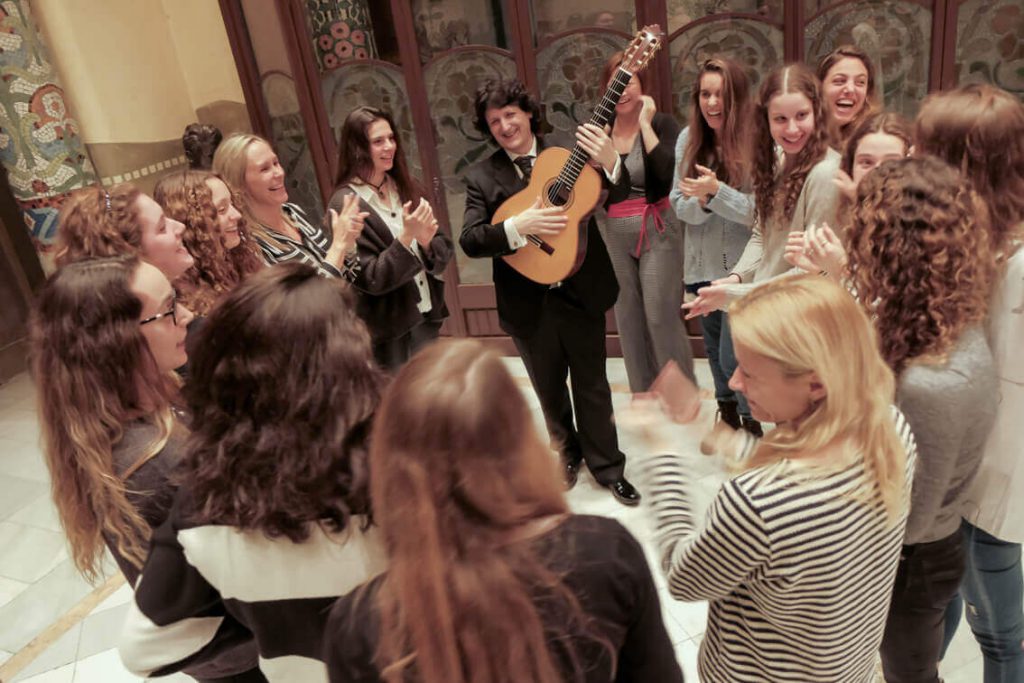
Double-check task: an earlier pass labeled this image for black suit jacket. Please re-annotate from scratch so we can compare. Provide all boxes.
[460,138,619,338]
[329,186,452,343]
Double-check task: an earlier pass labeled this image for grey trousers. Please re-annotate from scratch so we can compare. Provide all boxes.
[601,209,695,392]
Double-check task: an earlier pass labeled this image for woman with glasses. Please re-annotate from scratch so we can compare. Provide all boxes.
[30,255,263,682]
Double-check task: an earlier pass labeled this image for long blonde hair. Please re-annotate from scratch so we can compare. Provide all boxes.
[728,274,907,522]
[30,256,181,581]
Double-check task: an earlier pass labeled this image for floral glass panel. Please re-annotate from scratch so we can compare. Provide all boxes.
[532,0,636,43]
[669,18,783,124]
[304,0,380,70]
[956,0,1024,100]
[668,0,780,34]
[411,0,512,64]
[805,0,933,118]
[424,50,517,285]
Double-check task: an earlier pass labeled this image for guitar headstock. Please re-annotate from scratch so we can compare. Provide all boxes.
[620,24,663,75]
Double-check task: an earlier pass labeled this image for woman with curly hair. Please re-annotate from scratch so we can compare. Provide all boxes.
[55,183,195,283]
[815,45,881,147]
[640,274,915,682]
[671,57,756,432]
[844,155,999,683]
[213,133,365,281]
[323,339,682,683]
[917,84,1024,682]
[154,170,264,316]
[31,256,260,681]
[329,106,452,370]
[120,263,385,683]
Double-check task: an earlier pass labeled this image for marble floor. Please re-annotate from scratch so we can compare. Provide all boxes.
[0,358,987,682]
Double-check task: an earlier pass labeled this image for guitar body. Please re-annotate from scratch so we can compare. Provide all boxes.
[495,146,602,284]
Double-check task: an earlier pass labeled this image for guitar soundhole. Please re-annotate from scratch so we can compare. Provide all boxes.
[544,180,572,208]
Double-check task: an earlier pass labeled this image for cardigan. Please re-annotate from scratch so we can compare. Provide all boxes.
[605,111,681,206]
[641,408,917,682]
[669,126,755,283]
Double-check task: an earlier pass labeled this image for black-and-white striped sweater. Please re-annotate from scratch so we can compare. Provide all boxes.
[118,497,385,683]
[644,409,917,683]
[255,203,360,281]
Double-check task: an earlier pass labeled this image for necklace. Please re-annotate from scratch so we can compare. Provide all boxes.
[367,174,388,198]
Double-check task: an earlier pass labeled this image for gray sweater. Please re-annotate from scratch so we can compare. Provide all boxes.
[897,326,998,544]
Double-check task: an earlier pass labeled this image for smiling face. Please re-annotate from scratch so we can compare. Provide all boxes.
[136,193,193,280]
[728,342,824,425]
[614,73,643,114]
[698,71,725,131]
[485,104,534,157]
[823,57,869,126]
[851,132,908,186]
[768,91,815,156]
[205,177,243,249]
[243,140,288,209]
[366,119,396,179]
[132,261,193,373]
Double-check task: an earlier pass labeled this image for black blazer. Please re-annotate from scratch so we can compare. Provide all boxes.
[460,137,619,339]
[605,111,681,206]
[328,185,452,343]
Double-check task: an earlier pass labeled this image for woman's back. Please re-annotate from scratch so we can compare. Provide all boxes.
[325,514,681,683]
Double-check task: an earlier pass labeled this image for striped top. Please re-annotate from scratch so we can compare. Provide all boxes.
[253,203,360,281]
[643,409,916,682]
[118,487,386,683]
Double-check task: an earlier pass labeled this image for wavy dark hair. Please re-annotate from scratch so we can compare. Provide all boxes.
[915,83,1024,255]
[179,263,384,540]
[31,256,181,581]
[846,156,997,373]
[681,57,753,188]
[473,78,543,139]
[182,123,223,170]
[333,106,422,204]
[154,170,264,315]
[815,44,881,146]
[752,63,832,229]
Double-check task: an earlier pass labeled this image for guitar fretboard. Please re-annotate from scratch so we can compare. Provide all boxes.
[548,68,634,205]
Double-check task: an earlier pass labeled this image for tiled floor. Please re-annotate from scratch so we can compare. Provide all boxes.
[0,359,988,681]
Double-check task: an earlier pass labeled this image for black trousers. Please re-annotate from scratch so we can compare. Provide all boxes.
[881,529,967,683]
[371,317,442,372]
[511,288,625,486]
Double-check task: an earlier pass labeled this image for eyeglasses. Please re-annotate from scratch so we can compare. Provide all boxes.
[140,291,178,326]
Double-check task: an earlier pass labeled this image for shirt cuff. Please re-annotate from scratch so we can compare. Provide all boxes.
[604,156,622,184]
[503,217,529,250]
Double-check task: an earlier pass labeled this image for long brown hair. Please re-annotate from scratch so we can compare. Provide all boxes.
[179,263,382,540]
[334,106,421,204]
[839,112,913,179]
[681,57,753,188]
[846,156,997,373]
[55,183,144,267]
[752,64,832,229]
[30,256,181,581]
[729,274,907,522]
[915,83,1024,254]
[369,339,606,683]
[816,45,881,146]
[153,170,264,315]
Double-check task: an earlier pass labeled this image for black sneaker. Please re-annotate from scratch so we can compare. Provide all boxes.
[564,459,581,490]
[609,478,641,506]
[717,400,742,430]
[741,417,764,438]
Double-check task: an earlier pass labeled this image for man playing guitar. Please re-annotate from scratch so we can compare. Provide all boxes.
[460,78,641,505]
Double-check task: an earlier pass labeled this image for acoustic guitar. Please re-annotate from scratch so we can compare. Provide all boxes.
[494,25,663,285]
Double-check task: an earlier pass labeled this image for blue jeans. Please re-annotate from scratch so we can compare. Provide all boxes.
[686,283,746,413]
[944,520,1024,682]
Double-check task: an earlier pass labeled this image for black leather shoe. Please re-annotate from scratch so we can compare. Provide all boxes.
[609,478,641,506]
[564,460,581,490]
[741,417,764,438]
[717,400,742,430]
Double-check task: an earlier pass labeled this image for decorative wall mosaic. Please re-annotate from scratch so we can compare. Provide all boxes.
[0,0,96,258]
[805,0,933,117]
[669,18,783,124]
[956,0,1024,100]
[304,0,377,71]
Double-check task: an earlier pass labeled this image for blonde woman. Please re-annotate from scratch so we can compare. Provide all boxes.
[213,133,365,280]
[641,274,916,682]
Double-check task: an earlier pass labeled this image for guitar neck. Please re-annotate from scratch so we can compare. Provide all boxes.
[556,69,634,191]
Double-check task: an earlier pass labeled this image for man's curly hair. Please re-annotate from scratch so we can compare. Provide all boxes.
[846,156,997,374]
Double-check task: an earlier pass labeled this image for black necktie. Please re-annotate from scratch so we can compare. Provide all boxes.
[513,155,534,182]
